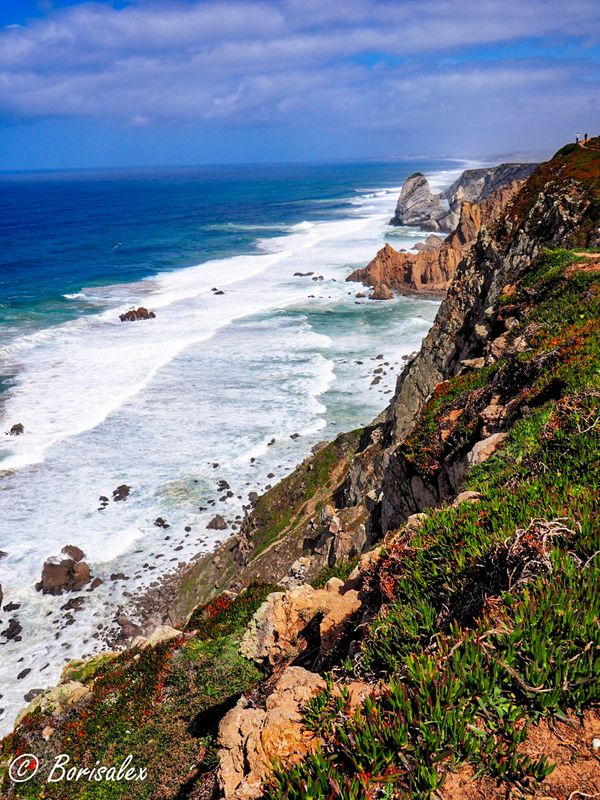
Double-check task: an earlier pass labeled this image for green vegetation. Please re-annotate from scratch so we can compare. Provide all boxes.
[554,142,578,157]
[401,363,497,474]
[510,138,600,246]
[185,582,278,637]
[274,552,596,799]
[1,586,276,799]
[267,248,600,799]
[248,429,363,553]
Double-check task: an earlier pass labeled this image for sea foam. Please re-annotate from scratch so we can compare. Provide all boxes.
[0,165,462,735]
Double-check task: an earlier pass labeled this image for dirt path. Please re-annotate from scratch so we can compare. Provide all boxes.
[566,251,600,277]
[578,138,600,152]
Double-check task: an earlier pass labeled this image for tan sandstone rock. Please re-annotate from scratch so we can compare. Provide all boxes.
[467,432,508,466]
[218,666,325,799]
[15,681,91,726]
[240,582,361,667]
[138,625,182,650]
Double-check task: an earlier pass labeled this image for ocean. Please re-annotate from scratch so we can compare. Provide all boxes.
[0,158,466,733]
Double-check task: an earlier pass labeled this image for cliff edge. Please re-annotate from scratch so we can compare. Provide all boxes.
[1,140,598,800]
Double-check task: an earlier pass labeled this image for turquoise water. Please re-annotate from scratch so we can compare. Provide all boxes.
[0,158,463,732]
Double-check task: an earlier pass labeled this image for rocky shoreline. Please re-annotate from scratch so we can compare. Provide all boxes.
[71,157,560,644]
[14,160,548,648]
[2,140,598,800]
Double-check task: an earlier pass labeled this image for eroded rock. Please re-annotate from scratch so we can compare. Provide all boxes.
[119,307,156,322]
[218,666,325,800]
[37,556,91,595]
[240,581,361,668]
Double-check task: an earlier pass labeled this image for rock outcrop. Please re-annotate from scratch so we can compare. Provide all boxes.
[348,180,523,296]
[240,579,361,667]
[218,666,325,800]
[390,162,537,231]
[7,423,24,436]
[111,484,130,501]
[119,307,156,322]
[440,163,539,206]
[388,172,446,229]
[413,234,443,252]
[369,282,393,300]
[36,552,91,595]
[15,681,91,728]
[208,514,227,530]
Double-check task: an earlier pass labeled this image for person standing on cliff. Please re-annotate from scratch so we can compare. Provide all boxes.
[576,132,580,143]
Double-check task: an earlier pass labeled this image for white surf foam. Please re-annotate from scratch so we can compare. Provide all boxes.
[0,163,459,735]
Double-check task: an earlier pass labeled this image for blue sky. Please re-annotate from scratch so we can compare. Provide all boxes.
[0,0,598,169]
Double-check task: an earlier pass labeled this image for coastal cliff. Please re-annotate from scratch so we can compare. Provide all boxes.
[389,162,538,231]
[347,178,523,296]
[1,141,599,800]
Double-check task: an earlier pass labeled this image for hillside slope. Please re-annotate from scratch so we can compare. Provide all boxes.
[1,140,599,800]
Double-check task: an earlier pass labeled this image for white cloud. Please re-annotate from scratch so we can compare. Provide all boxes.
[0,0,598,154]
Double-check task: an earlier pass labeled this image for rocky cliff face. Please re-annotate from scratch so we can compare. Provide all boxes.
[349,143,600,534]
[440,162,539,204]
[2,142,598,800]
[348,179,523,297]
[390,161,537,231]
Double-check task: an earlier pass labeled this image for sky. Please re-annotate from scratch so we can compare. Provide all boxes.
[0,0,598,169]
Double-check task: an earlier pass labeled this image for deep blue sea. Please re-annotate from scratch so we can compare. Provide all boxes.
[0,158,465,732]
[0,161,454,340]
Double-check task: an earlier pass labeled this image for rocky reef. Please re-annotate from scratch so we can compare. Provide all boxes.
[1,140,599,800]
[389,162,537,231]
